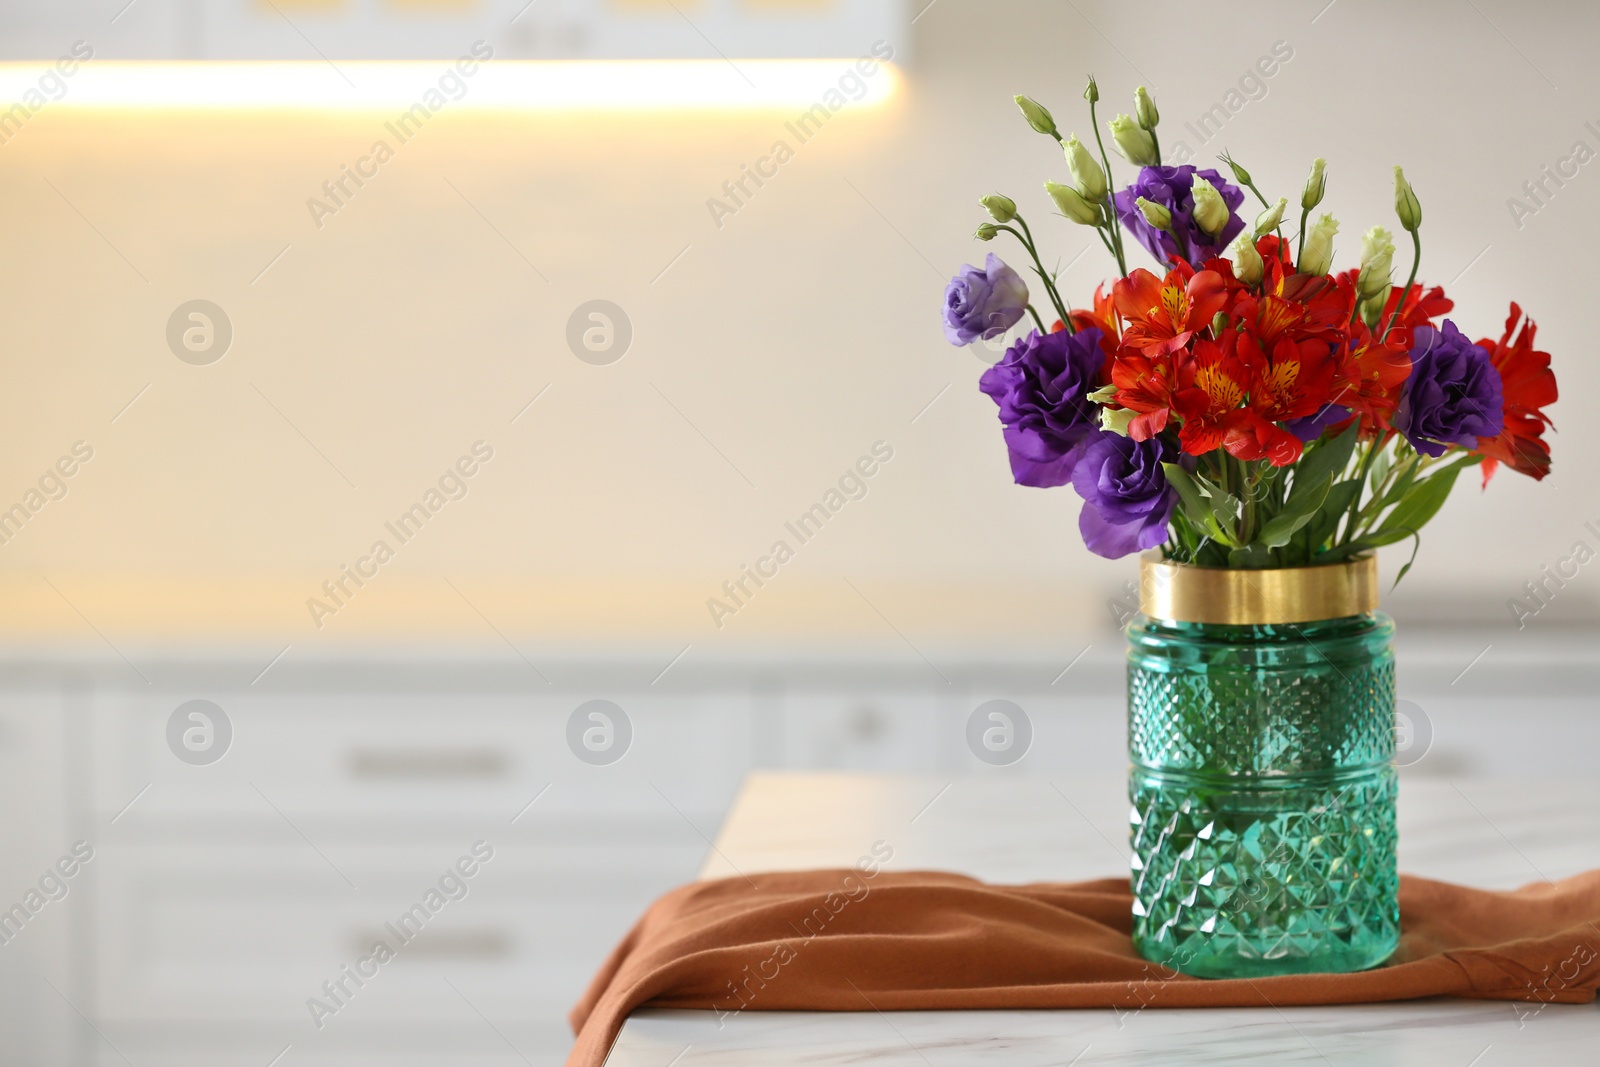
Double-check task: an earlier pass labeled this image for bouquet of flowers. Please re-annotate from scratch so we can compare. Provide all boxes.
[943,79,1557,574]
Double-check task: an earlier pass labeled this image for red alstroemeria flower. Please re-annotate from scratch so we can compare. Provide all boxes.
[1110,345,1180,441]
[1064,283,1121,350]
[1475,303,1557,484]
[1232,271,1349,348]
[1113,264,1229,356]
[1245,334,1336,425]
[1326,324,1412,433]
[1377,283,1453,331]
[1214,332,1334,467]
[1172,334,1251,456]
[1255,234,1295,287]
[1224,411,1306,467]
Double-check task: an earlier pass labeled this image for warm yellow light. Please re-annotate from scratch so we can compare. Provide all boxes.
[0,59,899,112]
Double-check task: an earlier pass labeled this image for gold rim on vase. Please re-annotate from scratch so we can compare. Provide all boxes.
[1138,552,1380,626]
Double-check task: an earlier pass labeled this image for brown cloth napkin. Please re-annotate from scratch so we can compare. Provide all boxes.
[568,869,1600,1066]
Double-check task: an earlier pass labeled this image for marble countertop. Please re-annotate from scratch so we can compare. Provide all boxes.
[602,772,1599,1065]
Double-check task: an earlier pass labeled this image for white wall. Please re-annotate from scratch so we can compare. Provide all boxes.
[0,0,1595,655]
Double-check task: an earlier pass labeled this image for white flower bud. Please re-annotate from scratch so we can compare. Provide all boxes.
[1108,114,1159,167]
[1014,95,1058,138]
[980,194,1017,223]
[1394,166,1422,232]
[1134,86,1159,130]
[1231,232,1263,285]
[1101,406,1136,436]
[1254,197,1288,238]
[1064,135,1107,201]
[1134,195,1173,232]
[1356,225,1395,302]
[1190,175,1230,237]
[1301,157,1327,211]
[1297,213,1339,276]
[1045,180,1100,225]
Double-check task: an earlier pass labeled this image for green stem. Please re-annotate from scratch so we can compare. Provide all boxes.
[1017,216,1076,330]
[1239,460,1257,545]
[1094,217,1119,259]
[1341,434,1386,545]
[1379,228,1423,342]
[1025,304,1047,334]
[1356,446,1414,527]
[1085,97,1128,276]
[1295,205,1311,264]
[998,220,1072,332]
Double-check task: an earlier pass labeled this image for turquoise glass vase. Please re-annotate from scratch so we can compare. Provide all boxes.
[1126,607,1400,978]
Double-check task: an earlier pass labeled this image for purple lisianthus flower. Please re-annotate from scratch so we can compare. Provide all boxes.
[1395,320,1505,457]
[1285,403,1351,442]
[942,253,1028,346]
[979,327,1107,487]
[1070,431,1176,559]
[1114,166,1245,266]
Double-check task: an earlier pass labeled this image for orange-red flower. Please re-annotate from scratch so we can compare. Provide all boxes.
[1475,303,1556,484]
[1111,345,1180,441]
[1172,334,1251,456]
[1211,332,1331,466]
[1245,334,1336,425]
[1224,411,1306,467]
[1113,265,1229,356]
[1324,323,1412,433]
[1065,283,1121,348]
[1377,283,1453,331]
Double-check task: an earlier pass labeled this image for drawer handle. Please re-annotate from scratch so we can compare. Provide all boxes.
[346,749,508,780]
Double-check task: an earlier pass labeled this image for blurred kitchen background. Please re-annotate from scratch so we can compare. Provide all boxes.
[0,0,1596,1063]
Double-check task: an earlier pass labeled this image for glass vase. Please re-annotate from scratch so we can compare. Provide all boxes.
[1126,559,1399,979]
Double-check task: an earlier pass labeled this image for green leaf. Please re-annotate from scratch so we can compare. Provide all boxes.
[1373,451,1422,514]
[1229,544,1275,568]
[1341,526,1421,551]
[1305,478,1362,555]
[1391,531,1423,589]
[1290,421,1360,502]
[1162,463,1214,528]
[1368,441,1391,493]
[1256,474,1333,549]
[1380,464,1463,540]
[1191,469,1240,526]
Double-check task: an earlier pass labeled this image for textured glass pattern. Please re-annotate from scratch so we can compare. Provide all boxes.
[1127,613,1400,978]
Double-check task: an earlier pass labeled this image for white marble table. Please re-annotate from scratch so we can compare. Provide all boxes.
[602,773,1599,1065]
